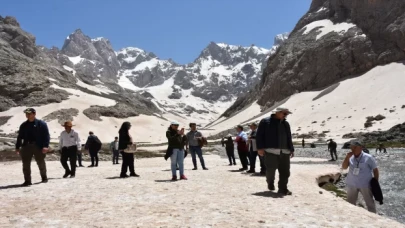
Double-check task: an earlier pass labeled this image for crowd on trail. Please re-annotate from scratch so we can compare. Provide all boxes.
[13,107,383,213]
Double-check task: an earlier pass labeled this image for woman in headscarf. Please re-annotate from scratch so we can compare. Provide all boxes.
[119,122,139,178]
[225,134,236,166]
[166,121,187,181]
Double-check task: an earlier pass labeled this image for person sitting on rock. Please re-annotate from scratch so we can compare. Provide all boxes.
[342,140,379,213]
[375,144,387,154]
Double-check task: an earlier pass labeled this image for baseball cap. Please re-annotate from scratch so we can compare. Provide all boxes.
[275,107,292,114]
[350,139,363,147]
[24,108,36,114]
[171,121,179,126]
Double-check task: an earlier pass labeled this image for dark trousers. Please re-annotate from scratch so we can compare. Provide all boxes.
[121,151,135,175]
[190,146,206,168]
[89,149,99,166]
[61,146,77,175]
[77,152,83,166]
[226,147,236,164]
[112,150,119,164]
[249,151,266,173]
[20,144,47,182]
[264,153,290,191]
[237,149,249,169]
[330,149,337,160]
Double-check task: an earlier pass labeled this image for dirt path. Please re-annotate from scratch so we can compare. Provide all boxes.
[0,156,402,227]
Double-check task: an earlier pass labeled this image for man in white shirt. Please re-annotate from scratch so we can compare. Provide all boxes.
[59,121,81,178]
[110,137,120,165]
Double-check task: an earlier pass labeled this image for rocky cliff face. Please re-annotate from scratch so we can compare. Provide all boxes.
[224,0,405,116]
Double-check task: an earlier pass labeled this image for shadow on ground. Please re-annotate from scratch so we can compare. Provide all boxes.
[252,191,284,198]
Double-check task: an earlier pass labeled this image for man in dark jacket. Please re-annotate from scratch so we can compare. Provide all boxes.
[247,123,265,175]
[257,107,294,195]
[16,108,50,186]
[328,139,338,161]
[85,131,102,167]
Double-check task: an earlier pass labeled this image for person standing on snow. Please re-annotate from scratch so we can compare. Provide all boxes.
[166,121,187,181]
[110,137,120,165]
[186,123,208,170]
[257,107,294,196]
[247,123,265,175]
[235,125,249,171]
[224,134,236,165]
[328,139,338,161]
[85,131,102,167]
[119,122,139,178]
[59,121,81,178]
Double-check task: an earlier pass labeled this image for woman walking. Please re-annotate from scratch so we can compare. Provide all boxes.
[119,122,139,178]
[166,121,187,181]
[225,134,236,165]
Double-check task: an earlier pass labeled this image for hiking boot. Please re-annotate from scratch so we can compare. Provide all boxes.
[130,173,140,177]
[233,162,237,165]
[79,165,84,167]
[239,168,247,171]
[192,168,197,170]
[70,175,75,178]
[41,178,48,183]
[203,167,209,170]
[63,172,71,178]
[278,189,292,195]
[246,170,255,174]
[120,174,129,178]
[180,175,188,180]
[259,172,266,176]
[229,163,233,166]
[21,182,32,187]
[88,165,94,168]
[171,176,178,181]
[268,184,275,191]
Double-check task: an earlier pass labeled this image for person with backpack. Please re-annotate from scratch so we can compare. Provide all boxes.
[224,134,236,165]
[235,125,249,171]
[186,123,208,170]
[119,122,139,178]
[110,137,120,165]
[167,121,187,181]
[85,131,102,167]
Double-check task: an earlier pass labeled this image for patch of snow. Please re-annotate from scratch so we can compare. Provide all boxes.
[48,78,57,82]
[316,7,327,13]
[62,65,114,94]
[67,56,85,65]
[302,19,356,40]
[134,58,159,71]
[62,65,76,75]
[91,37,104,42]
[118,75,141,91]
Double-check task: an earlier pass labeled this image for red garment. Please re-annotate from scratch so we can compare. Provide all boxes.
[235,136,248,152]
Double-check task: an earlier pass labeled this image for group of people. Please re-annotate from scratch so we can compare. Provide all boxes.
[15,107,381,213]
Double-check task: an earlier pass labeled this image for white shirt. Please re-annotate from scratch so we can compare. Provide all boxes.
[59,129,81,150]
[114,141,118,150]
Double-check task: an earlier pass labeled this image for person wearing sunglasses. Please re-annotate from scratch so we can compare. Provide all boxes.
[257,107,294,196]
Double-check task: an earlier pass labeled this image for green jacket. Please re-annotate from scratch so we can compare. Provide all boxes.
[166,129,183,149]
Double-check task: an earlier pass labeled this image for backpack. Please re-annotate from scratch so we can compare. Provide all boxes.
[198,137,208,148]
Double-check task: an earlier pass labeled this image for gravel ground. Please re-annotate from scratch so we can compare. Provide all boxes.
[0,155,402,228]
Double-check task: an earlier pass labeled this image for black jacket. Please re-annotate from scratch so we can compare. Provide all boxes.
[16,119,50,150]
[256,114,294,152]
[85,135,102,151]
[118,130,132,150]
[370,178,383,205]
[166,129,183,149]
[225,137,234,150]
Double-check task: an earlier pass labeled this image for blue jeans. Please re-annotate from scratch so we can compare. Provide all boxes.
[189,146,206,168]
[171,149,184,176]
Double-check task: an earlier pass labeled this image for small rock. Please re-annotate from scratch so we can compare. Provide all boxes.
[319,191,323,194]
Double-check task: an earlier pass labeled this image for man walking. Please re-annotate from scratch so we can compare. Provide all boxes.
[15,108,50,186]
[247,123,265,175]
[235,125,249,171]
[59,121,81,178]
[85,131,102,167]
[110,137,120,164]
[342,140,379,213]
[186,123,208,170]
[328,139,338,161]
[77,144,84,167]
[257,107,294,195]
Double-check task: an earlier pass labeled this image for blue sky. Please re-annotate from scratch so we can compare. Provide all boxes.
[1,0,311,64]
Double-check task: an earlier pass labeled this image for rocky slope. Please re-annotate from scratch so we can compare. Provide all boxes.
[223,0,405,116]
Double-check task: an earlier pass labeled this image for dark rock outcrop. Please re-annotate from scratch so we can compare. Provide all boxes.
[343,122,405,144]
[83,103,140,121]
[224,0,405,115]
[42,108,79,125]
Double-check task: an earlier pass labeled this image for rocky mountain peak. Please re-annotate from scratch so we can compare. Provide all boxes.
[0,16,20,27]
[274,33,289,46]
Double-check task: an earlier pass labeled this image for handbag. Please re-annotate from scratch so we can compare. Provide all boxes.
[123,144,137,153]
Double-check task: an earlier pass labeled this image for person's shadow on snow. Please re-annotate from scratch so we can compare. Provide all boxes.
[252,191,284,198]
[154,180,175,183]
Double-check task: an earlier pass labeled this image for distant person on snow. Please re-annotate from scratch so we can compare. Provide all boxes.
[85,131,102,167]
[302,138,305,148]
[110,137,120,165]
[59,121,81,178]
[342,140,379,213]
[119,122,139,178]
[328,139,338,161]
[375,144,387,154]
[235,125,249,171]
[186,123,208,170]
[224,134,236,166]
[257,107,294,196]
[166,121,187,181]
[247,123,265,175]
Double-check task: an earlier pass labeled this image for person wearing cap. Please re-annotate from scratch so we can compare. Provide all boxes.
[85,131,102,167]
[166,121,187,181]
[224,134,236,165]
[186,122,208,170]
[342,140,379,213]
[110,137,120,165]
[15,108,50,186]
[257,107,294,195]
[235,125,249,171]
[247,123,265,175]
[59,121,81,178]
[327,139,338,161]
